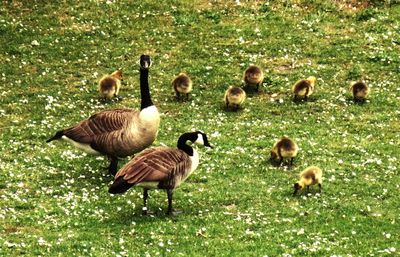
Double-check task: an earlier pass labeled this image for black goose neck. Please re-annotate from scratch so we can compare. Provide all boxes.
[139,68,153,110]
[177,136,194,156]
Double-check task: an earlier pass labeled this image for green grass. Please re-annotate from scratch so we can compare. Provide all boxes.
[1,0,400,256]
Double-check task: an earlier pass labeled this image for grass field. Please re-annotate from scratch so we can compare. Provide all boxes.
[1,0,400,256]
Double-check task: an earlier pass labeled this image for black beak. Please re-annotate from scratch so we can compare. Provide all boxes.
[205,143,213,149]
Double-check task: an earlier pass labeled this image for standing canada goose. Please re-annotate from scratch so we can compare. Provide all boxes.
[47,55,160,175]
[350,81,369,102]
[292,76,316,101]
[98,70,123,100]
[109,131,212,215]
[243,65,264,92]
[293,166,322,196]
[224,86,246,111]
[172,73,193,101]
[270,136,298,166]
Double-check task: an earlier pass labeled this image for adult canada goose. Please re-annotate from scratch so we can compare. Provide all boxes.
[270,136,298,166]
[99,70,123,100]
[243,65,264,92]
[293,166,322,196]
[172,73,193,101]
[46,55,160,175]
[109,131,212,215]
[292,76,316,101]
[224,86,246,111]
[350,81,369,102]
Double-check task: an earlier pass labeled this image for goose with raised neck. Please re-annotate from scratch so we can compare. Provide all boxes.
[46,54,160,175]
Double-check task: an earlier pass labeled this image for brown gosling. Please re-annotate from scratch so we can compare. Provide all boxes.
[172,73,193,101]
[293,166,322,196]
[224,86,246,111]
[292,76,316,101]
[99,70,123,100]
[243,65,264,92]
[350,81,369,102]
[270,136,298,166]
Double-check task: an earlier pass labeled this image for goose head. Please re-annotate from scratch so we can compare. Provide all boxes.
[193,131,212,148]
[140,55,152,70]
[178,131,213,149]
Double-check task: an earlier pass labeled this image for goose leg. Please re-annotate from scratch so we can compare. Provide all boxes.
[142,189,149,215]
[290,157,294,166]
[306,186,310,194]
[166,189,174,215]
[108,157,118,176]
[318,184,322,193]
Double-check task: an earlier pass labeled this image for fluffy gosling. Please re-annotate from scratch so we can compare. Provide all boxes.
[293,166,322,196]
[243,65,264,92]
[99,70,123,100]
[350,81,369,102]
[172,73,193,101]
[270,137,298,166]
[224,86,246,111]
[292,76,316,101]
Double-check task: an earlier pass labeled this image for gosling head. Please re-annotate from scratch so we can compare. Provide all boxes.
[293,182,304,196]
[140,55,152,70]
[270,150,278,160]
[111,70,123,81]
[307,76,317,88]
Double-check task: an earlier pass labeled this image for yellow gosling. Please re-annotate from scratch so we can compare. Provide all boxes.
[293,166,323,196]
[172,73,193,101]
[99,70,122,100]
[350,81,370,102]
[292,76,316,101]
[270,136,298,166]
[224,86,246,111]
[243,65,264,92]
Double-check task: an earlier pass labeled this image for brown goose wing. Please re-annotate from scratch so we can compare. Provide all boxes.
[63,108,136,143]
[115,147,190,185]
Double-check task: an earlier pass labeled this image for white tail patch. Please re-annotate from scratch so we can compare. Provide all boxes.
[61,136,101,155]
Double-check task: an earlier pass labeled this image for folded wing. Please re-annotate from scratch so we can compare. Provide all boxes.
[63,108,136,143]
[115,147,191,186]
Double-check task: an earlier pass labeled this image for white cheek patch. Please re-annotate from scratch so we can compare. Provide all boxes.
[195,134,204,146]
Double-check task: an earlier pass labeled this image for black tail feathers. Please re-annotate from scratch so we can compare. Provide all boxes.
[109,176,133,194]
[46,130,64,143]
